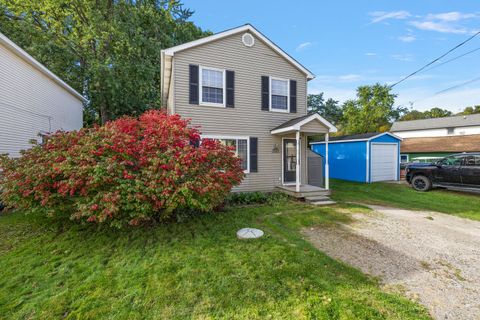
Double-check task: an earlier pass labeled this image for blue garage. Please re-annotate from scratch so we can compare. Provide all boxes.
[311,132,402,183]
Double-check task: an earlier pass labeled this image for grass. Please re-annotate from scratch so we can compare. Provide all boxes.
[0,202,430,319]
[330,179,480,221]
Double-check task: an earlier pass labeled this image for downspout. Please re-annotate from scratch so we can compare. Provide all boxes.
[325,132,329,190]
[296,130,301,193]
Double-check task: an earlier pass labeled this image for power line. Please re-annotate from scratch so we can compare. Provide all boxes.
[398,75,480,108]
[423,46,480,72]
[390,30,480,88]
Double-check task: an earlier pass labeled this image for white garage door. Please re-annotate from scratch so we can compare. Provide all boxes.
[371,143,398,182]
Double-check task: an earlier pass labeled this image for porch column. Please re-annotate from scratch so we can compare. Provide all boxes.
[295,130,300,193]
[325,132,330,190]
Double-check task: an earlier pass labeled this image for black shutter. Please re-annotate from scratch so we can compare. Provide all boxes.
[226,70,234,108]
[290,80,297,113]
[189,64,199,104]
[249,137,258,172]
[261,76,269,111]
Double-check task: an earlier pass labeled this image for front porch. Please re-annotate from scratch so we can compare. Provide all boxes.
[275,184,330,198]
[270,113,337,198]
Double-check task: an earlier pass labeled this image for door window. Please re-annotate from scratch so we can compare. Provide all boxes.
[439,155,463,166]
[463,155,480,166]
[285,141,296,172]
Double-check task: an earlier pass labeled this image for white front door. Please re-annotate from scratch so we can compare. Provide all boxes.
[371,143,398,182]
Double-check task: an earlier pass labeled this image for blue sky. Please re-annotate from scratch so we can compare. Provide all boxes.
[183,0,480,112]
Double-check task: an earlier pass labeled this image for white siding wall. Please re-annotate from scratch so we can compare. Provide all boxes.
[0,43,83,157]
[394,126,480,138]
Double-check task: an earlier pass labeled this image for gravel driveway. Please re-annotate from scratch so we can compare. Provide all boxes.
[303,205,480,320]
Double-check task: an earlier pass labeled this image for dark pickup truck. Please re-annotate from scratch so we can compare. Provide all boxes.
[406,153,480,192]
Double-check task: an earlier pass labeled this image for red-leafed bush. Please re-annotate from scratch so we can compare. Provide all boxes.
[0,110,244,227]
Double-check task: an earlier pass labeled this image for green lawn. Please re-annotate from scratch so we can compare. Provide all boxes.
[331,179,480,221]
[0,202,429,319]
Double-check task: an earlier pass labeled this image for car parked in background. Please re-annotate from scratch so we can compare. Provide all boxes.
[406,153,480,192]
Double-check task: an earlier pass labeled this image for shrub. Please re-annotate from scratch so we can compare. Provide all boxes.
[225,191,290,206]
[0,110,244,227]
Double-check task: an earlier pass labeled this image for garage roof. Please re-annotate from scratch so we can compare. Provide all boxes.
[391,114,480,132]
[401,134,480,153]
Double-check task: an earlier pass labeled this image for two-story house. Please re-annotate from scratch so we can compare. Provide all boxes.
[391,114,480,163]
[0,32,85,158]
[160,24,337,197]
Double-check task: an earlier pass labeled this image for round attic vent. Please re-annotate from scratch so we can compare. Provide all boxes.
[242,33,255,47]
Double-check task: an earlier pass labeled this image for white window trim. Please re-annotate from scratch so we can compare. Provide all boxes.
[199,66,226,108]
[201,135,250,173]
[269,76,290,113]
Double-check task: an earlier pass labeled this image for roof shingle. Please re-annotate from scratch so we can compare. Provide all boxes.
[391,114,480,132]
[401,134,480,153]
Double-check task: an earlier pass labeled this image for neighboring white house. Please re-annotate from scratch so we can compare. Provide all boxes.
[0,32,86,157]
[391,114,480,138]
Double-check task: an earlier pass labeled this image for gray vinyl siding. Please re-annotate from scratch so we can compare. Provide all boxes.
[0,43,83,158]
[301,120,329,134]
[172,32,308,192]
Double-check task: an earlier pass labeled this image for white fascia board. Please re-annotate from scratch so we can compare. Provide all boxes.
[296,113,338,133]
[0,32,87,103]
[271,114,338,135]
[163,24,315,80]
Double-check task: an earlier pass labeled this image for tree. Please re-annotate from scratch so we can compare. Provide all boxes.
[0,0,209,124]
[307,93,343,125]
[460,105,480,115]
[400,107,453,121]
[424,107,452,118]
[400,110,427,121]
[341,83,404,134]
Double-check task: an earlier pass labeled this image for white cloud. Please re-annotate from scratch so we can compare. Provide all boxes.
[409,21,469,34]
[398,35,416,42]
[391,53,414,62]
[365,52,377,56]
[369,10,411,23]
[296,42,312,51]
[397,87,480,112]
[338,74,362,82]
[425,12,478,22]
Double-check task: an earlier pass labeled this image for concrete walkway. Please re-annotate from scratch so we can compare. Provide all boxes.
[303,205,480,320]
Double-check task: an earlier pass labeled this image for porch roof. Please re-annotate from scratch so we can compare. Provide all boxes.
[270,113,337,135]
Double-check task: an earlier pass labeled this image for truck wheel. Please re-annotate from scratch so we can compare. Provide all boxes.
[411,175,432,192]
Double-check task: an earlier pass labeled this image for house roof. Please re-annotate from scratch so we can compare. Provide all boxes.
[162,24,315,79]
[310,132,402,144]
[391,114,480,132]
[270,113,337,134]
[401,134,480,153]
[0,32,87,103]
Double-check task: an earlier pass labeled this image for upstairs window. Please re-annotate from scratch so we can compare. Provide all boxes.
[270,78,289,112]
[200,67,225,106]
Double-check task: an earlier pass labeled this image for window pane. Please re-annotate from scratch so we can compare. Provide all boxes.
[464,156,480,166]
[202,87,223,104]
[237,139,248,170]
[272,95,287,110]
[202,69,223,88]
[271,79,288,95]
[441,156,462,166]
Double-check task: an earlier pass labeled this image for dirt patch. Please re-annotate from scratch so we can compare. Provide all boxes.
[303,205,480,320]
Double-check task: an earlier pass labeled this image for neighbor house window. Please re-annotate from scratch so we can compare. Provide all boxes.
[447,127,454,135]
[270,78,289,112]
[202,136,249,172]
[400,154,409,163]
[200,67,225,106]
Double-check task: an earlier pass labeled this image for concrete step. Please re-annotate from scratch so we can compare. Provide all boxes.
[311,200,337,206]
[305,195,331,202]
